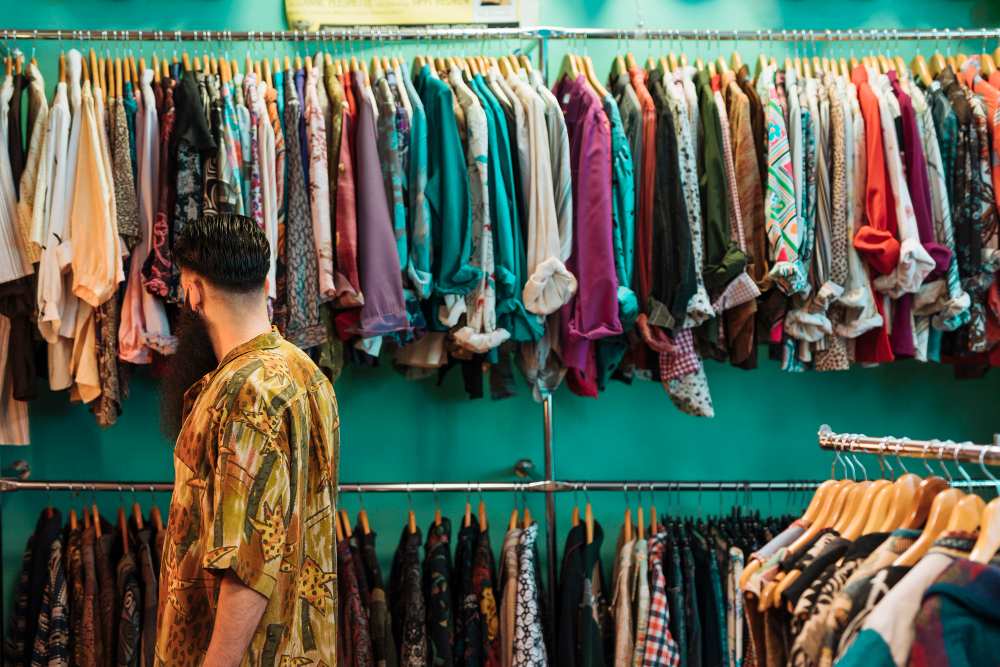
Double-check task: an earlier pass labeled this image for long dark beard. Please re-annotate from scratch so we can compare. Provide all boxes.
[160,305,218,441]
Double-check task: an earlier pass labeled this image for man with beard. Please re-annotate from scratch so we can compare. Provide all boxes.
[155,214,338,667]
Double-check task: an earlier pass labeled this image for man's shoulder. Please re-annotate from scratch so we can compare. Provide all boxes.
[207,340,331,409]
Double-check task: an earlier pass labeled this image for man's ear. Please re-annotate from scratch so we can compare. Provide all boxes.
[186,278,206,314]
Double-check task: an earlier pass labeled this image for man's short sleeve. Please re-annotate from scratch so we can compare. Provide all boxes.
[201,419,291,599]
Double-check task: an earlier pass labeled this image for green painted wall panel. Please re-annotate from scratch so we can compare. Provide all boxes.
[2,0,999,626]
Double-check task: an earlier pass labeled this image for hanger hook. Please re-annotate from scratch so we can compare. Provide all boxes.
[406,483,413,511]
[357,485,366,510]
[952,441,974,487]
[850,436,868,481]
[892,437,909,474]
[935,441,953,483]
[921,440,936,476]
[979,447,1000,497]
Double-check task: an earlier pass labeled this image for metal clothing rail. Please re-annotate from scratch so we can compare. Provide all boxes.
[3,477,997,494]
[818,424,1000,467]
[0,26,997,42]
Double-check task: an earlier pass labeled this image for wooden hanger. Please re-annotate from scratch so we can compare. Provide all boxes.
[478,499,488,533]
[408,507,417,534]
[358,507,371,535]
[741,478,838,590]
[944,492,984,533]
[894,488,962,566]
[862,482,897,534]
[434,499,442,527]
[558,52,579,82]
[982,52,997,78]
[232,58,240,78]
[59,52,67,84]
[335,511,345,542]
[132,502,144,531]
[508,507,519,531]
[80,58,89,85]
[585,498,594,545]
[182,50,191,72]
[117,505,129,552]
[571,500,580,527]
[833,482,872,535]
[464,496,473,528]
[878,472,921,532]
[338,509,353,539]
[522,505,533,529]
[970,497,1000,563]
[904,476,950,529]
[623,507,633,542]
[150,505,164,532]
[303,54,312,72]
[912,54,933,86]
[263,59,272,88]
[626,52,638,71]
[843,480,890,540]
[69,508,79,531]
[637,504,645,541]
[583,54,609,98]
[650,496,658,534]
[84,504,92,530]
[786,479,853,555]
[220,58,231,85]
[519,54,534,73]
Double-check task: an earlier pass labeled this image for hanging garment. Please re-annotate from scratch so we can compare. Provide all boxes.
[454,523,483,667]
[513,523,548,667]
[424,518,455,667]
[499,526,522,667]
[391,525,428,667]
[305,65,336,301]
[339,535,376,667]
[352,71,408,338]
[355,527,399,667]
[451,66,507,353]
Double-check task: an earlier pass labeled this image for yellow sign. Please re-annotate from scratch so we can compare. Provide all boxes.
[286,0,519,29]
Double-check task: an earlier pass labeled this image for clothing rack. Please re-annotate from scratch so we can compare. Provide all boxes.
[3,476,995,495]
[0,26,998,42]
[818,424,1000,466]
[3,21,1000,650]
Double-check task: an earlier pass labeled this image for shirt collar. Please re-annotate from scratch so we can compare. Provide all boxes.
[180,328,284,412]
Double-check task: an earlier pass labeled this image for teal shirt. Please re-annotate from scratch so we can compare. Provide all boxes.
[596,94,638,389]
[471,74,542,343]
[400,63,433,299]
[414,65,481,298]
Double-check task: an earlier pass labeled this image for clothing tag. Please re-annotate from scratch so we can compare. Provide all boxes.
[562,93,571,105]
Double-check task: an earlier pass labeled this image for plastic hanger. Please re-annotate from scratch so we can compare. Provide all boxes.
[970,448,1000,563]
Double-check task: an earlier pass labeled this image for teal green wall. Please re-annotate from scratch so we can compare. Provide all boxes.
[4,0,1000,616]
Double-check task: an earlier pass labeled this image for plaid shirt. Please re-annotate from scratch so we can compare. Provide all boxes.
[641,532,681,667]
[658,328,701,382]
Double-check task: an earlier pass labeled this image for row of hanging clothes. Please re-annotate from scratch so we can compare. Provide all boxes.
[5,37,1000,442]
[0,481,802,667]
[5,495,167,667]
[337,490,797,667]
[739,440,1000,667]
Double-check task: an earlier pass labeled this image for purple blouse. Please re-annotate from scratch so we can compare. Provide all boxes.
[352,72,408,336]
[554,75,622,378]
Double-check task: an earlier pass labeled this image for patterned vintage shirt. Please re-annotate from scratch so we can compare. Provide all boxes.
[155,329,339,667]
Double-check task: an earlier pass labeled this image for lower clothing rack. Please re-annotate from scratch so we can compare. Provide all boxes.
[1,477,995,494]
